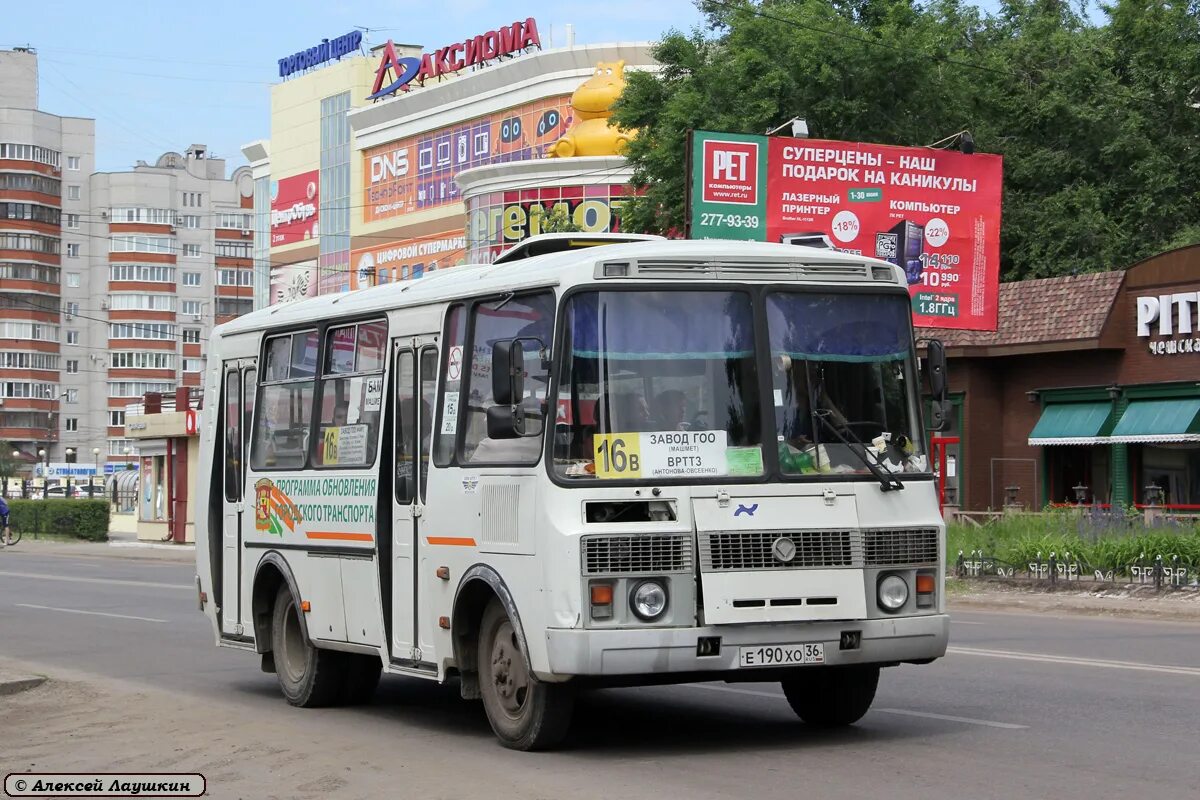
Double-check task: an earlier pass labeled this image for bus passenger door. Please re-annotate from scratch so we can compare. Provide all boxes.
[390,340,437,664]
[220,362,255,636]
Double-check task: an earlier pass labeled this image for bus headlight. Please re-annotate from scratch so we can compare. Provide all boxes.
[630,580,668,621]
[877,574,909,612]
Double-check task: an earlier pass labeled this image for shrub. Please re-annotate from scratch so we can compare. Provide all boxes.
[7,499,109,541]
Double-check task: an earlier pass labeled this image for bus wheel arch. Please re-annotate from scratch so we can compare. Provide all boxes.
[251,553,309,655]
[452,565,525,702]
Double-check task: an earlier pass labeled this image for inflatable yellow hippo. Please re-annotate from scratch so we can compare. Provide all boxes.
[549,61,635,158]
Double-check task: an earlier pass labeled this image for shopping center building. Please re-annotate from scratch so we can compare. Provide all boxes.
[245,19,653,307]
[929,245,1200,511]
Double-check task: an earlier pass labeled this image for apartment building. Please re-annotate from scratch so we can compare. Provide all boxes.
[0,47,253,476]
[0,47,95,472]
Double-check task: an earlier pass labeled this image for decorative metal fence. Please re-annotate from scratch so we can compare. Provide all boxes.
[955,549,1197,589]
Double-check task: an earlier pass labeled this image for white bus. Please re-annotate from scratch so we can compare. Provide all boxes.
[195,235,952,750]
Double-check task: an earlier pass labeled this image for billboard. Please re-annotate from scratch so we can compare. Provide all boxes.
[270,171,320,247]
[689,130,1003,330]
[363,96,572,223]
[349,232,468,289]
[466,184,631,262]
[269,259,318,305]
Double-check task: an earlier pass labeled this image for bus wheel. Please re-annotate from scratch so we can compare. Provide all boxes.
[781,665,879,727]
[270,584,345,707]
[340,654,382,705]
[477,600,574,750]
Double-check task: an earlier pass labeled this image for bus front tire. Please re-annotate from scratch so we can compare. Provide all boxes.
[477,600,574,750]
[781,665,879,727]
[270,584,345,707]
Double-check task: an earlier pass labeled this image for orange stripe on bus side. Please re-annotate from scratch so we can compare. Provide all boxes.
[306,531,375,542]
[426,536,477,547]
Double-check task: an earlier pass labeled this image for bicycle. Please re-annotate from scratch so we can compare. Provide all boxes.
[1,518,19,547]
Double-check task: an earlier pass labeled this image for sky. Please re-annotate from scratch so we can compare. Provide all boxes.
[4,0,706,173]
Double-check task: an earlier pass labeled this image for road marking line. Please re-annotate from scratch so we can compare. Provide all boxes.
[952,620,986,625]
[0,570,190,591]
[874,708,1027,729]
[16,603,167,623]
[684,684,1027,729]
[948,646,1200,677]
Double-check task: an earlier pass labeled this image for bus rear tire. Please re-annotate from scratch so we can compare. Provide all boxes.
[341,654,382,705]
[477,600,574,751]
[271,584,345,708]
[781,665,879,727]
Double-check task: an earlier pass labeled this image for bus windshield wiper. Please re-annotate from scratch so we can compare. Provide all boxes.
[812,409,905,492]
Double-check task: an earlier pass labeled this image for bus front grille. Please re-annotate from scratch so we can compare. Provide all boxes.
[581,534,693,575]
[700,530,857,571]
[862,528,939,566]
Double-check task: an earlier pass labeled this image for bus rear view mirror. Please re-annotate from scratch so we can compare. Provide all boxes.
[492,338,524,407]
[925,339,950,431]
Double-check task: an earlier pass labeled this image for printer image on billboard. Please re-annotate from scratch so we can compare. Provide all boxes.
[875,220,925,284]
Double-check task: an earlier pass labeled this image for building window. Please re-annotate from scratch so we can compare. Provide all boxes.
[111,352,175,370]
[0,232,60,253]
[65,302,79,317]
[182,300,202,316]
[110,235,174,254]
[66,242,80,258]
[180,215,201,229]
[0,173,60,195]
[66,329,79,344]
[182,271,201,286]
[67,156,80,170]
[216,212,252,229]
[182,192,203,208]
[217,268,254,286]
[108,381,176,397]
[66,360,79,374]
[182,357,203,372]
[0,202,61,225]
[108,322,177,340]
[65,417,78,432]
[214,241,251,259]
[109,264,174,283]
[109,410,125,427]
[183,243,201,258]
[64,388,78,403]
[319,90,352,294]
[108,294,176,311]
[66,213,79,229]
[67,185,81,201]
[66,272,80,288]
[108,438,134,456]
[182,328,201,344]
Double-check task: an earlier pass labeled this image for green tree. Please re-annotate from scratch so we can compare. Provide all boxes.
[613,0,1200,279]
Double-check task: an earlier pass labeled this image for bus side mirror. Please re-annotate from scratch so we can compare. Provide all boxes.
[926,339,950,431]
[492,339,524,407]
[489,339,526,439]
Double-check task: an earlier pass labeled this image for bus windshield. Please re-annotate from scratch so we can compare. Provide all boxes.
[551,288,926,482]
[766,291,926,477]
[552,290,765,481]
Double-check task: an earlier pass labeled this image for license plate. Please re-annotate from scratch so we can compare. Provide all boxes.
[739,642,825,668]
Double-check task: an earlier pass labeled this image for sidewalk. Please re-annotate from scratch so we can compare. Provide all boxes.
[949,580,1200,622]
[8,535,194,563]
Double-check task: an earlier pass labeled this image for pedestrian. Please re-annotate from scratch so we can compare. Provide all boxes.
[0,494,10,547]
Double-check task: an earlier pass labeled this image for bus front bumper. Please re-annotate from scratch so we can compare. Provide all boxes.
[542,613,949,678]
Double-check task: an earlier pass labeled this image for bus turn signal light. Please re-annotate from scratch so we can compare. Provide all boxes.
[590,582,614,620]
[915,574,935,594]
[300,600,311,613]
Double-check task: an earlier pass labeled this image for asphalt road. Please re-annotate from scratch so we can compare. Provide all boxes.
[1,548,1197,799]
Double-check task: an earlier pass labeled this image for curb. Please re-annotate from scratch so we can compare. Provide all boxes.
[109,541,196,551]
[0,674,46,697]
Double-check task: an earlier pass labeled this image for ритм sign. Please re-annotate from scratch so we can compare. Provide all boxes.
[367,18,541,100]
[1135,290,1200,356]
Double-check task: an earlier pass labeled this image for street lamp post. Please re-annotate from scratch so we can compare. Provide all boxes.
[12,450,23,498]
[92,447,102,496]
[37,448,47,499]
[64,448,74,497]
[123,447,132,471]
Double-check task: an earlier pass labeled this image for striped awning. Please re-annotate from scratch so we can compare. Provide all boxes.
[1028,402,1114,446]
[1108,398,1200,444]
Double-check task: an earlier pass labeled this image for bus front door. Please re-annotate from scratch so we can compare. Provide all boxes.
[390,341,437,665]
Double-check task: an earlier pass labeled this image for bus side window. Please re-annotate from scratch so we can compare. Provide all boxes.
[312,320,388,468]
[419,347,437,497]
[223,369,241,501]
[251,331,318,470]
[461,291,554,464]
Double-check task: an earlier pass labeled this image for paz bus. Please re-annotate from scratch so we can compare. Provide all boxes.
[195,235,952,750]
